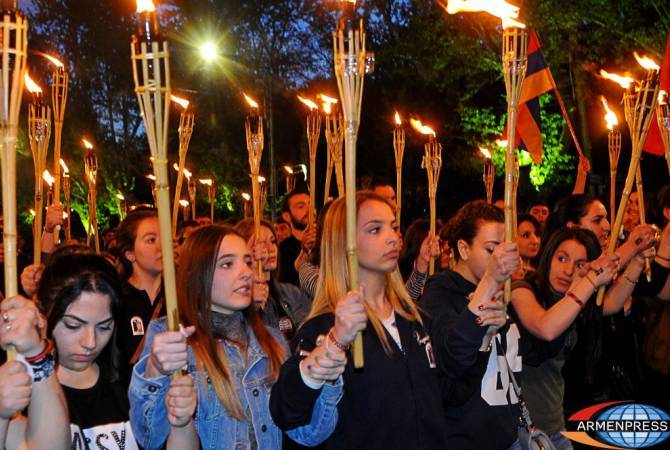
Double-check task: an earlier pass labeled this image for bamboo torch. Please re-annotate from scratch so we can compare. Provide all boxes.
[333,0,374,368]
[411,118,442,275]
[321,94,343,201]
[82,139,100,253]
[480,147,495,204]
[259,175,268,217]
[243,92,265,279]
[179,199,189,222]
[45,54,68,243]
[171,94,194,234]
[283,166,296,193]
[600,96,621,224]
[146,174,158,207]
[60,159,72,241]
[242,192,251,219]
[596,55,661,305]
[658,90,670,175]
[199,178,215,223]
[188,176,197,221]
[298,95,322,226]
[26,74,52,265]
[43,170,55,210]
[131,0,182,365]
[117,193,128,221]
[393,111,406,224]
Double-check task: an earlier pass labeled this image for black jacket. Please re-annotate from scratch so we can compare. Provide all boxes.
[270,312,449,450]
[421,270,520,450]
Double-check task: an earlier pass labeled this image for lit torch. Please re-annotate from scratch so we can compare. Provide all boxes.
[244,92,265,279]
[657,90,670,176]
[179,199,190,222]
[298,95,321,225]
[42,169,55,208]
[146,174,158,207]
[283,165,296,193]
[170,94,194,234]
[321,94,343,201]
[44,54,68,243]
[393,111,406,224]
[26,73,52,265]
[199,178,215,223]
[480,147,495,204]
[60,159,72,241]
[241,192,251,219]
[82,138,100,253]
[600,96,621,224]
[117,193,127,221]
[411,118,442,276]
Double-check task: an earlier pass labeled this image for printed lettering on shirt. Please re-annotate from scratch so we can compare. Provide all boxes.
[71,421,138,450]
[414,330,437,368]
[480,324,522,406]
[130,316,144,336]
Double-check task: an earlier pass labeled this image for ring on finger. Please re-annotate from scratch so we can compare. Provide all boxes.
[2,313,9,323]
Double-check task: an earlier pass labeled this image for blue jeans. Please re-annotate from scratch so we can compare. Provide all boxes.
[509,429,573,450]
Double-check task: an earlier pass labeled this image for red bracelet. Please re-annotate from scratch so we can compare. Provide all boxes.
[566,291,585,309]
[327,329,350,352]
[25,339,54,364]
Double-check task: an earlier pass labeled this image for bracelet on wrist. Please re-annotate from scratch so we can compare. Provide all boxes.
[566,291,586,309]
[25,339,53,363]
[327,329,350,352]
[26,339,55,383]
[622,274,638,285]
[656,254,670,263]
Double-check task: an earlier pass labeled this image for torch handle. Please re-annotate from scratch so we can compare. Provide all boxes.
[309,156,316,228]
[396,164,402,226]
[172,161,185,236]
[52,121,63,244]
[429,195,436,276]
[33,190,44,265]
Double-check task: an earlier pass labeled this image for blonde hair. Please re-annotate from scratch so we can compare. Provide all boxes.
[309,191,423,354]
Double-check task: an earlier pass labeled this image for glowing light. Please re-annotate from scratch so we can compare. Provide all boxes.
[283,165,293,174]
[600,69,635,89]
[319,94,338,114]
[659,90,668,106]
[81,139,94,150]
[170,95,190,110]
[24,73,42,94]
[599,96,618,130]
[43,54,64,69]
[29,209,36,216]
[199,41,218,63]
[479,147,492,159]
[136,0,156,13]
[60,159,69,174]
[42,170,55,186]
[394,111,402,126]
[243,93,259,109]
[634,52,660,71]
[258,176,266,183]
[297,95,318,111]
[199,178,213,186]
[146,174,156,181]
[409,118,436,138]
[179,199,189,207]
[241,192,251,201]
[495,139,508,147]
[443,0,525,29]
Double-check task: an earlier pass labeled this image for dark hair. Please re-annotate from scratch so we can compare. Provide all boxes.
[234,218,276,242]
[532,227,601,298]
[649,184,670,227]
[37,248,124,382]
[310,199,335,266]
[444,200,504,261]
[399,219,429,279]
[114,209,158,279]
[526,199,548,211]
[177,220,200,237]
[518,213,541,233]
[282,188,309,213]
[542,194,598,243]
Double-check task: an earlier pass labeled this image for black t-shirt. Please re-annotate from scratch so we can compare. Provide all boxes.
[278,235,301,286]
[63,377,138,450]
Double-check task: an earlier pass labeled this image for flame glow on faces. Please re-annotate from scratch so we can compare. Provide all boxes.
[297,95,318,111]
[394,111,402,126]
[199,178,213,186]
[82,139,94,150]
[241,193,251,201]
[43,54,64,69]
[479,147,492,159]
[633,52,660,71]
[136,0,156,13]
[243,93,259,109]
[170,95,190,110]
[599,96,619,130]
[443,0,525,29]
[60,159,69,174]
[599,69,635,89]
[409,118,436,138]
[42,170,55,186]
[24,73,42,94]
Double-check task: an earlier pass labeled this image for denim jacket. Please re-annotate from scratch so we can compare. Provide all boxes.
[129,317,288,450]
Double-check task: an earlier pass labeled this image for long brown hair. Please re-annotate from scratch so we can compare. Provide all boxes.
[114,208,158,279]
[177,225,285,418]
[309,191,423,354]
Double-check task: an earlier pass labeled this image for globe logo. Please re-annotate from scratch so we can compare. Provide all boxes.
[595,403,670,448]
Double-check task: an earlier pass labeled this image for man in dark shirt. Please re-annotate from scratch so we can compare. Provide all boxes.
[278,189,310,285]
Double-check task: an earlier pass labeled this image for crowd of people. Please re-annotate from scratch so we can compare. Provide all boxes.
[0,178,669,450]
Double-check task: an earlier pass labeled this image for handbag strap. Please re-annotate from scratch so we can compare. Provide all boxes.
[494,338,534,429]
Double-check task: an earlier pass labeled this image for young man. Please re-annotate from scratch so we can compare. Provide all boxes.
[278,189,311,285]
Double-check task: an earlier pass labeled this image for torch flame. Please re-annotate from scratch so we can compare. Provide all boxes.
[319,94,338,114]
[243,93,259,109]
[199,178,213,186]
[633,52,660,71]
[116,193,125,201]
[241,192,251,201]
[479,147,492,159]
[60,159,69,174]
[283,165,293,174]
[81,138,94,150]
[599,96,618,130]
[297,95,318,111]
[394,111,402,126]
[43,54,64,69]
[136,0,156,13]
[659,90,668,106]
[409,118,436,138]
[599,69,635,89]
[258,176,266,183]
[183,168,192,179]
[24,73,42,94]
[170,94,190,110]
[146,174,156,181]
[495,139,508,147]
[179,199,189,207]
[443,0,525,29]
[42,170,55,186]
[29,209,36,217]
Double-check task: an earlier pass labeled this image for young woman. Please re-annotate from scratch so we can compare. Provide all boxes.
[509,228,645,449]
[36,247,141,449]
[270,191,448,449]
[0,295,70,450]
[114,209,165,382]
[514,214,541,278]
[235,218,311,340]
[420,200,519,449]
[129,225,287,450]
